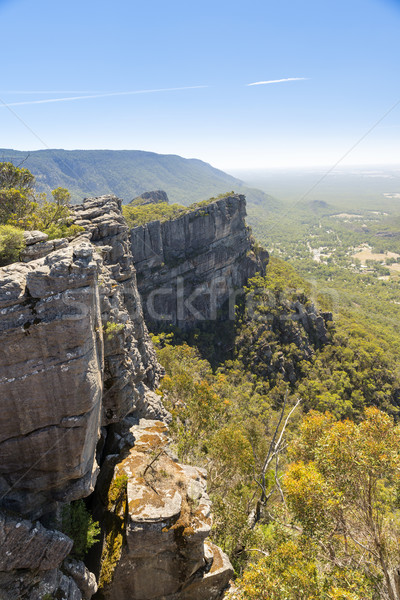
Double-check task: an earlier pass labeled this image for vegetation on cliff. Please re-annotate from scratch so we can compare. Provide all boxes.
[0,162,83,265]
[122,192,237,227]
[152,251,400,599]
[61,500,101,561]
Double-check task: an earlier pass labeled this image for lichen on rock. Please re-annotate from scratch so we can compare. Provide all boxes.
[98,419,233,600]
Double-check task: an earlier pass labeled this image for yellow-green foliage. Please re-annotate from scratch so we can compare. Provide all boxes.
[246,256,311,299]
[228,538,373,600]
[103,321,125,340]
[0,225,25,266]
[0,163,83,240]
[122,192,236,228]
[108,473,128,510]
[123,202,187,227]
[237,258,399,419]
[99,530,124,588]
[99,473,128,589]
[152,248,400,597]
[153,339,298,566]
[286,408,400,560]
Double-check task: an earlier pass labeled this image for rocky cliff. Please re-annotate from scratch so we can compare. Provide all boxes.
[130,190,169,205]
[0,196,161,522]
[130,194,268,328]
[0,194,257,600]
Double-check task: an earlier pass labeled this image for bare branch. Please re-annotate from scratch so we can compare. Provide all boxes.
[275,453,287,508]
[246,548,269,557]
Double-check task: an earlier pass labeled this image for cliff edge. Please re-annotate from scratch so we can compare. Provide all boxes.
[0,193,262,600]
[130,194,268,328]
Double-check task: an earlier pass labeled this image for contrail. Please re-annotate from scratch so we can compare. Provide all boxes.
[0,91,104,94]
[247,78,308,86]
[0,85,208,108]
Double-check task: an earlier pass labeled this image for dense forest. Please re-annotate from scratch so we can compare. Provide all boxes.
[149,252,400,599]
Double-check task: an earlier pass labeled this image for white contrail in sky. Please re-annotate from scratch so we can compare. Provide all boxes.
[0,85,208,107]
[247,78,308,86]
[0,91,104,94]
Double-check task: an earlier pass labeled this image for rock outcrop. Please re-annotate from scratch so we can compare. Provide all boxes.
[21,230,69,262]
[130,194,268,328]
[0,510,80,600]
[130,190,169,205]
[73,196,162,426]
[98,419,233,600]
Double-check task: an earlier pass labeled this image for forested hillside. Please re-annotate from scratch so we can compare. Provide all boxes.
[151,255,400,599]
[0,148,278,208]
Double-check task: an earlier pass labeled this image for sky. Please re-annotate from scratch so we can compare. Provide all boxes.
[0,0,399,170]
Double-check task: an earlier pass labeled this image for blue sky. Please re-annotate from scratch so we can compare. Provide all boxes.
[0,0,399,169]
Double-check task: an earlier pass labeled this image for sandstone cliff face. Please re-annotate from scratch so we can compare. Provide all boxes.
[0,196,161,520]
[0,194,237,600]
[0,241,104,519]
[73,197,163,426]
[130,194,268,328]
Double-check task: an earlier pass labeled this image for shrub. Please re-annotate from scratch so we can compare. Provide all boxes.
[103,321,125,340]
[0,225,25,266]
[61,500,100,560]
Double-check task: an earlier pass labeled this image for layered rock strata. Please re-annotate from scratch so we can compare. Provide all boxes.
[0,196,161,520]
[0,241,104,519]
[130,194,268,328]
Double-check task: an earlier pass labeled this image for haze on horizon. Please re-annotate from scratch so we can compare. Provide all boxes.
[0,0,399,171]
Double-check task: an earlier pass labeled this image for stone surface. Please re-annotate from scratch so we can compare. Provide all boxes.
[23,230,48,245]
[0,568,83,600]
[100,420,233,600]
[134,382,172,423]
[180,543,233,600]
[73,196,162,426]
[0,510,73,571]
[31,568,83,600]
[130,194,268,328]
[0,242,104,518]
[0,511,80,600]
[20,237,69,262]
[63,558,98,599]
[0,194,249,600]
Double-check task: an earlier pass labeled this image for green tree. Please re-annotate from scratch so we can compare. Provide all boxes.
[0,162,36,225]
[61,500,101,560]
[0,162,83,241]
[0,225,25,266]
[0,161,35,192]
[36,187,71,228]
[285,408,400,600]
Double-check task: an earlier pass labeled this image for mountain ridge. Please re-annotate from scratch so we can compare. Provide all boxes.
[0,148,279,209]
